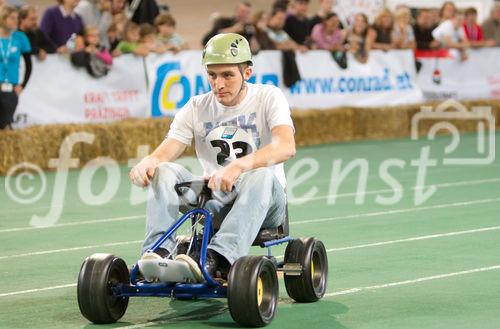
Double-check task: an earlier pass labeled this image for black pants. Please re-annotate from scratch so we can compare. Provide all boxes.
[0,90,18,129]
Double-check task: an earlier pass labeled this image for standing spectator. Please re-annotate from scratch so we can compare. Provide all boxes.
[202,2,255,47]
[439,1,456,22]
[432,10,469,60]
[40,0,84,53]
[482,2,500,46]
[284,0,312,47]
[310,0,334,28]
[18,6,55,59]
[310,12,345,51]
[75,0,113,49]
[346,13,373,63]
[0,6,31,130]
[111,0,125,16]
[463,7,495,47]
[392,7,416,49]
[266,6,307,52]
[370,9,394,51]
[413,8,439,50]
[107,12,126,51]
[252,10,276,50]
[127,0,159,25]
[154,13,187,53]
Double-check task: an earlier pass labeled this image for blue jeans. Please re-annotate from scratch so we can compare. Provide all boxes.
[142,162,287,264]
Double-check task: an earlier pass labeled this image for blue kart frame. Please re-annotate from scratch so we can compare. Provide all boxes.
[77,180,328,327]
[120,207,292,299]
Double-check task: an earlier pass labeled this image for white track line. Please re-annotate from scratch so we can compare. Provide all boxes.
[0,215,144,233]
[0,240,143,260]
[1,194,499,235]
[3,223,499,262]
[1,177,498,233]
[325,225,500,252]
[119,264,500,328]
[291,197,500,225]
[289,177,500,203]
[327,265,500,297]
[0,284,77,297]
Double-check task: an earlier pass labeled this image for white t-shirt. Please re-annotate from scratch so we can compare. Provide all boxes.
[167,83,294,188]
[432,20,466,44]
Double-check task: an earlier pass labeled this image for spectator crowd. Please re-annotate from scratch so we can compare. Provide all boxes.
[0,0,500,129]
[202,0,500,64]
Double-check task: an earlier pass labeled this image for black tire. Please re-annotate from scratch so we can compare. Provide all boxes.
[77,253,129,324]
[227,256,278,327]
[284,238,328,302]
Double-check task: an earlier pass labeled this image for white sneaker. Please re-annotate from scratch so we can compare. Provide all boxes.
[174,254,204,282]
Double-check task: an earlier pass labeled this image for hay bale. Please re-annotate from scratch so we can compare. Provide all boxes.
[1,99,499,175]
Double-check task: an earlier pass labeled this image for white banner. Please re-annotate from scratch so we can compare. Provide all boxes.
[284,50,423,108]
[148,49,423,116]
[416,48,500,101]
[13,49,500,127]
[14,55,149,128]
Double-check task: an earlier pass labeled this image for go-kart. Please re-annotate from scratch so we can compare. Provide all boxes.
[77,180,328,327]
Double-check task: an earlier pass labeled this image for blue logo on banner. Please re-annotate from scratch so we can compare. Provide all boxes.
[151,61,279,117]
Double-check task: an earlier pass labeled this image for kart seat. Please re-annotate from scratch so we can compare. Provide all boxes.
[252,207,289,247]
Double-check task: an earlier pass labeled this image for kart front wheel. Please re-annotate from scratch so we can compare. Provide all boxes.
[227,256,278,327]
[284,237,328,302]
[77,253,129,324]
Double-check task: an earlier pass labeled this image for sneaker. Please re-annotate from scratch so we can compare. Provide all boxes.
[174,254,204,282]
[204,249,219,278]
[140,247,170,260]
[138,248,171,282]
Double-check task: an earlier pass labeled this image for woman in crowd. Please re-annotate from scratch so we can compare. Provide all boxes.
[346,13,373,63]
[439,1,457,22]
[310,12,346,51]
[0,6,31,130]
[370,8,394,51]
[392,7,416,49]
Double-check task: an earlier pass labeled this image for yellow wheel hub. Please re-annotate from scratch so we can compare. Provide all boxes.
[257,277,264,306]
[311,259,315,282]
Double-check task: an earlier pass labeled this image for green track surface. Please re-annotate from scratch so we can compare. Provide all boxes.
[1,133,499,328]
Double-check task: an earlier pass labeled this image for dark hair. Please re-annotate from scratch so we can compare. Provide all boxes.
[323,12,338,21]
[465,7,478,16]
[272,0,289,12]
[18,6,35,21]
[139,23,157,38]
[154,13,176,27]
[439,1,456,18]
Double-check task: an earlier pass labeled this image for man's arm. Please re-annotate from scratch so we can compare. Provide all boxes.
[129,138,187,187]
[208,125,296,192]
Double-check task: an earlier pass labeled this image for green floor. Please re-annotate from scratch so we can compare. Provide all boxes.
[1,133,499,328]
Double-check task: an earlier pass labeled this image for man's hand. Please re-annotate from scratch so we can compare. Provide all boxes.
[129,156,160,187]
[208,162,243,192]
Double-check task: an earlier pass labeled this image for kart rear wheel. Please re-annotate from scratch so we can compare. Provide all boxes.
[77,253,129,324]
[284,238,328,302]
[228,256,278,327]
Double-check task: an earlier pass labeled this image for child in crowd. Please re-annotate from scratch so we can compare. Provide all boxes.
[154,13,188,53]
[114,21,149,56]
[70,25,112,77]
[139,23,166,54]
